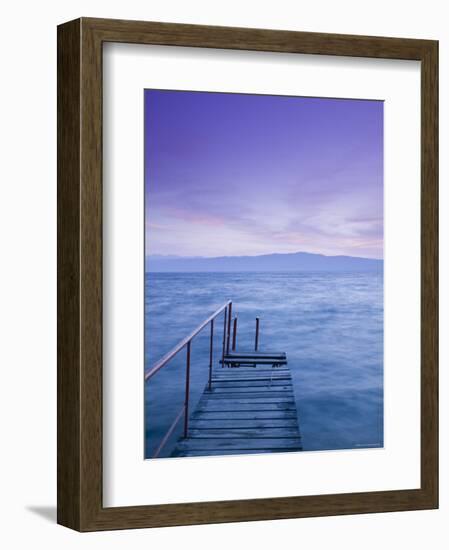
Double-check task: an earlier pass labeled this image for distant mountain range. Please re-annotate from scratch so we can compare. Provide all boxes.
[145,251,383,272]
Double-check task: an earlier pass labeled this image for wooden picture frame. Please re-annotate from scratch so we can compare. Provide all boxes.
[57,17,438,531]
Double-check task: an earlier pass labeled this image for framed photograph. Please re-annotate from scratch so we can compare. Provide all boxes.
[57,17,438,531]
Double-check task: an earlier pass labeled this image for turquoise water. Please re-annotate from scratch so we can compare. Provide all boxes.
[144,271,383,458]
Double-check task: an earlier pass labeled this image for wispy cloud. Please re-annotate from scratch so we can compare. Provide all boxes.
[145,91,383,259]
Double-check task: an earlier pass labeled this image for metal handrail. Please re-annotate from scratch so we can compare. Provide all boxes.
[145,300,232,458]
[144,300,231,381]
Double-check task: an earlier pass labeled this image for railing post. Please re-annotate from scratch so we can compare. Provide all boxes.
[232,317,237,351]
[183,341,191,437]
[255,317,260,351]
[226,302,232,354]
[222,306,227,367]
[208,319,214,390]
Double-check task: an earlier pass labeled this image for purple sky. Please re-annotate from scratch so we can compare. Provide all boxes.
[145,90,383,259]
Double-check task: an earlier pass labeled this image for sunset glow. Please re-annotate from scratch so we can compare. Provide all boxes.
[145,90,383,259]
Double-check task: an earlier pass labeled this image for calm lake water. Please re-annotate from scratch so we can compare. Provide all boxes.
[144,271,383,458]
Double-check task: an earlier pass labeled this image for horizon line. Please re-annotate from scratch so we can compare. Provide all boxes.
[146,251,384,261]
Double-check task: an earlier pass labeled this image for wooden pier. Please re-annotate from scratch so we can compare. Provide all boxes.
[171,351,302,457]
[145,301,302,459]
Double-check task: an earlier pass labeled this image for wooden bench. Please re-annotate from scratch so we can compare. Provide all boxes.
[220,351,287,368]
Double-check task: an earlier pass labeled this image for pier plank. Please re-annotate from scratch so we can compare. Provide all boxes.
[188,428,301,438]
[208,382,291,391]
[172,449,278,457]
[221,358,287,366]
[194,403,296,412]
[189,418,298,429]
[191,410,298,420]
[212,375,289,380]
[212,368,290,376]
[222,351,286,358]
[174,438,302,451]
[209,385,292,393]
[198,396,295,403]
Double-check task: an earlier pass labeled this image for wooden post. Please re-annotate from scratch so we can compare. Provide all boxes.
[208,319,214,390]
[222,307,227,367]
[232,317,237,351]
[255,317,260,351]
[226,302,232,354]
[183,341,191,437]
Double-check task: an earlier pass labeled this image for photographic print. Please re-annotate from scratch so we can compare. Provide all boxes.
[144,89,384,460]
